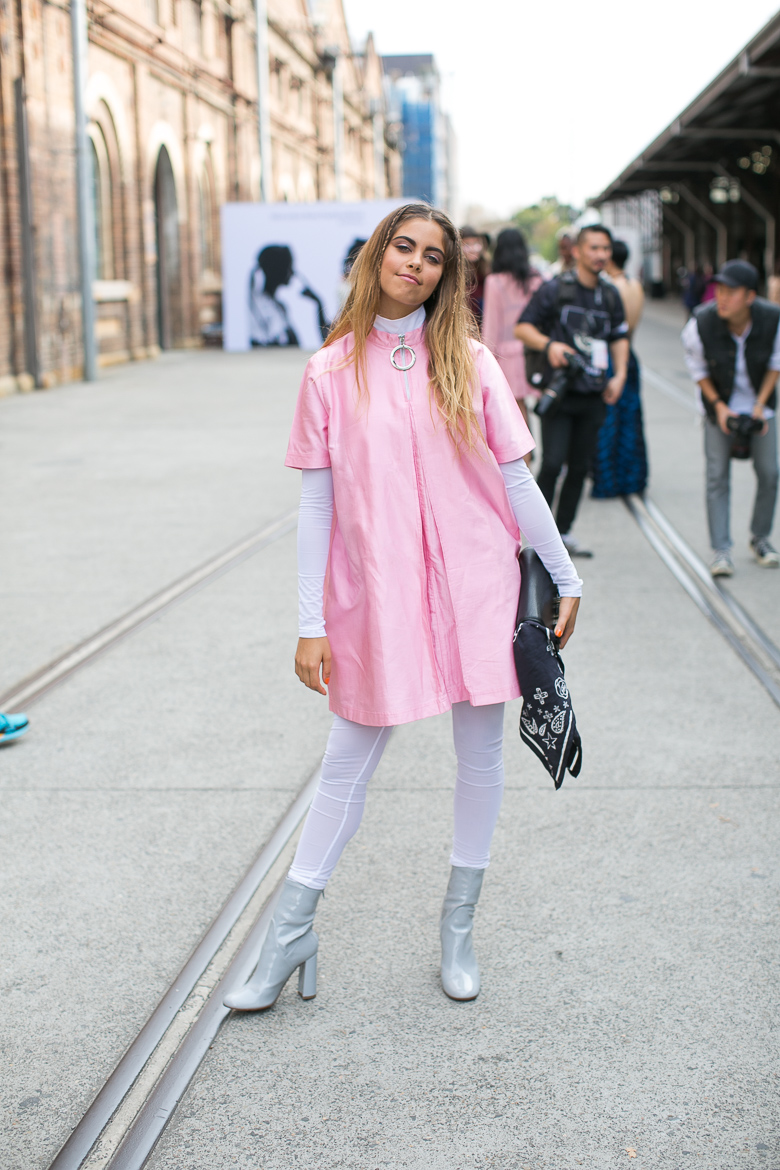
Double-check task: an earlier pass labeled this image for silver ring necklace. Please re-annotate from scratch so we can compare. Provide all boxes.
[390,335,416,372]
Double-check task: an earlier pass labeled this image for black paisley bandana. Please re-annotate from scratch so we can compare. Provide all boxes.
[513,619,583,790]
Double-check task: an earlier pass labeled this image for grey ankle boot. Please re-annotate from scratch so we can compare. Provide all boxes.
[224,878,322,1011]
[440,866,484,1001]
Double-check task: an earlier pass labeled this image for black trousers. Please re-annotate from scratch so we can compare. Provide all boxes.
[537,393,606,535]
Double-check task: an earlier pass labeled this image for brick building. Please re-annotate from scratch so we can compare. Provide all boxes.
[0,0,401,391]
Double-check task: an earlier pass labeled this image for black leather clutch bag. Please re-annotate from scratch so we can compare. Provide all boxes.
[516,547,559,630]
[513,547,581,788]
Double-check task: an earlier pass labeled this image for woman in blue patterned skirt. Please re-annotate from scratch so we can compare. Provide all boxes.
[591,239,649,498]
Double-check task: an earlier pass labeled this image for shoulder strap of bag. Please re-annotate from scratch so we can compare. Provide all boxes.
[596,276,621,316]
[524,274,578,389]
[556,272,578,307]
[693,301,721,350]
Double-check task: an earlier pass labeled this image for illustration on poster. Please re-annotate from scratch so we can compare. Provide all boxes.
[338,238,368,308]
[221,199,405,353]
[249,245,329,348]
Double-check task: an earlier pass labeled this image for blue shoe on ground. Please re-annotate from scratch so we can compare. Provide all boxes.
[0,712,29,744]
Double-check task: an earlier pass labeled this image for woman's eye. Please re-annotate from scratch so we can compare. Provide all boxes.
[425,254,441,265]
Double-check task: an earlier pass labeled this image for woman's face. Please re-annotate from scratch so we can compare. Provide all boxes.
[378,218,447,318]
[461,236,483,264]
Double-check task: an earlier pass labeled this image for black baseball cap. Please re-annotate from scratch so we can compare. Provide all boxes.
[713,259,759,291]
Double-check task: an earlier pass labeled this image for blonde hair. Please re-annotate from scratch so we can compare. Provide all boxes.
[325,203,481,449]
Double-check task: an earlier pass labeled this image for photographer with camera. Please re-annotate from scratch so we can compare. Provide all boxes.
[681,259,780,577]
[515,224,629,554]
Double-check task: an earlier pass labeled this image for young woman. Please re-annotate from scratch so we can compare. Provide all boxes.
[459,225,490,326]
[224,203,582,1013]
[482,227,543,432]
[591,239,648,498]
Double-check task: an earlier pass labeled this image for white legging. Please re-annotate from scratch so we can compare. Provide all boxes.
[288,701,505,890]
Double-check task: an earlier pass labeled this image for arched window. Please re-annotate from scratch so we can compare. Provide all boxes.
[189,0,202,53]
[88,123,114,279]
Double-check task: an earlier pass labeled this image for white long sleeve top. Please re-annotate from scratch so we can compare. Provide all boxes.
[297,311,582,638]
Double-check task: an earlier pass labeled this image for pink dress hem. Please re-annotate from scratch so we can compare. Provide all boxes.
[286,327,533,726]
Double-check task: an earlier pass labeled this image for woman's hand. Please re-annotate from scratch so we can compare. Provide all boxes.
[603,374,626,405]
[295,637,332,695]
[554,597,580,649]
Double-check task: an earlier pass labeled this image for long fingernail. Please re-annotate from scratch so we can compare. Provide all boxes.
[324,676,330,683]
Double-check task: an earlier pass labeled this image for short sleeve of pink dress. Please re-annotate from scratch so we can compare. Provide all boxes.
[476,343,535,463]
[285,358,331,469]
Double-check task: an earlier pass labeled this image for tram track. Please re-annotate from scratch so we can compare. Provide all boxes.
[7,502,329,1170]
[0,502,313,1168]
[636,363,780,708]
[15,379,777,1167]
[49,764,321,1170]
[625,492,780,709]
[0,507,298,712]
[49,490,780,1169]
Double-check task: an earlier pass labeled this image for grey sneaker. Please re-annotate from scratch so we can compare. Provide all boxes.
[750,537,780,567]
[710,550,734,577]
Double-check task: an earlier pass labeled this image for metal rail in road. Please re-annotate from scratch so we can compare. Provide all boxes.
[625,493,780,709]
[636,362,780,706]
[49,767,321,1170]
[0,507,298,712]
[23,443,779,1167]
[7,503,317,1170]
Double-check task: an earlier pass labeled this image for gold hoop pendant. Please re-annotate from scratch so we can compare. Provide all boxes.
[390,343,416,372]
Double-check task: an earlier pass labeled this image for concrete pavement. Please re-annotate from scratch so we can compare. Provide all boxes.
[1,312,779,1170]
[0,349,304,693]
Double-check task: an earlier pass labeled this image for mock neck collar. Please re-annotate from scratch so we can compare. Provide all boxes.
[373,305,426,336]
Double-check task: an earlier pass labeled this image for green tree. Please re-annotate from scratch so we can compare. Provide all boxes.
[512,197,579,262]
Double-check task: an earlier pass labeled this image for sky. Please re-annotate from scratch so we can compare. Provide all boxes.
[342,0,780,220]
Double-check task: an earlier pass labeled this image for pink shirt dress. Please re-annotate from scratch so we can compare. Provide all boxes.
[285,323,535,727]
[481,271,543,400]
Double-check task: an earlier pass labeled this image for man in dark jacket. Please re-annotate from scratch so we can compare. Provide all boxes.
[682,259,780,577]
[516,225,629,556]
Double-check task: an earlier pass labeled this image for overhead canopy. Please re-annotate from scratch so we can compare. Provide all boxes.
[596,12,780,281]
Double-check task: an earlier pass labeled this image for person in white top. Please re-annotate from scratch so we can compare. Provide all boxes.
[681,258,780,576]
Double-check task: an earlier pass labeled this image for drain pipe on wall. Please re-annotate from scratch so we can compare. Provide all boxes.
[71,0,97,381]
[254,0,272,201]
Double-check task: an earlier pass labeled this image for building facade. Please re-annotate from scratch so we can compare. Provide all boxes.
[0,0,401,391]
[382,54,454,215]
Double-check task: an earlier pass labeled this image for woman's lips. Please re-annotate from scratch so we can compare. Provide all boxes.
[398,274,421,285]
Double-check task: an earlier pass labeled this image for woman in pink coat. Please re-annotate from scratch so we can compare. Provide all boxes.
[224,204,581,1014]
[482,228,543,431]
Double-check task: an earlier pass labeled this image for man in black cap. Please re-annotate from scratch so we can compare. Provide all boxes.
[682,258,780,576]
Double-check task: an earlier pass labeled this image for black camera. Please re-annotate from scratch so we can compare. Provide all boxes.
[726,412,763,459]
[535,350,590,418]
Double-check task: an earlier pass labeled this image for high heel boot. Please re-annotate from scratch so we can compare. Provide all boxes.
[440,866,484,1001]
[223,878,321,1011]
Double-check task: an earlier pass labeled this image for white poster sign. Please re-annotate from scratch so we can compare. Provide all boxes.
[221,199,405,352]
